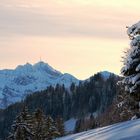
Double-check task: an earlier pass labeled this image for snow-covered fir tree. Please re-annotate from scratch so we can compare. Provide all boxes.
[7,107,34,140]
[7,108,61,140]
[121,21,140,111]
[32,109,48,140]
[46,115,60,140]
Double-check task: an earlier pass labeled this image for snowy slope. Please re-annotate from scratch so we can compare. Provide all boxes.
[0,61,79,108]
[64,118,77,133]
[57,119,140,140]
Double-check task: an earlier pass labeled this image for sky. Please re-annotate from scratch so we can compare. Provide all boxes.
[0,0,140,79]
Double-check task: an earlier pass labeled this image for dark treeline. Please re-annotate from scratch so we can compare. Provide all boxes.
[0,73,119,139]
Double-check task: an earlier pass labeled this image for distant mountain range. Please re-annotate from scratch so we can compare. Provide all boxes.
[0,64,119,139]
[0,61,116,109]
[0,61,79,108]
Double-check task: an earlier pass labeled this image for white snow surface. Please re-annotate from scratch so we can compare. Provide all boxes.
[64,118,77,133]
[56,119,140,140]
[0,61,79,108]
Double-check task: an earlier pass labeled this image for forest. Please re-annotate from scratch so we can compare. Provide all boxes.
[0,72,119,139]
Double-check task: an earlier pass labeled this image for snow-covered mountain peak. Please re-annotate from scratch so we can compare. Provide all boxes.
[15,62,33,72]
[33,61,62,76]
[0,61,79,108]
[14,61,62,76]
[33,61,50,70]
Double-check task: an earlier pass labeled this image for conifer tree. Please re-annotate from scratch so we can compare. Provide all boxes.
[33,109,48,140]
[45,115,60,140]
[74,119,81,133]
[56,117,65,136]
[7,106,34,140]
[89,114,96,129]
[121,21,140,111]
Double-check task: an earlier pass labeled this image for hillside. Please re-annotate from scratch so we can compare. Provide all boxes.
[0,72,119,139]
[56,119,140,140]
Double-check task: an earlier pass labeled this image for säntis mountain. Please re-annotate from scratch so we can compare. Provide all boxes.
[0,61,79,108]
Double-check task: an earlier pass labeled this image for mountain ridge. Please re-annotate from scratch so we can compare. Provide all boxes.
[0,61,79,108]
[0,61,117,109]
[0,67,119,139]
